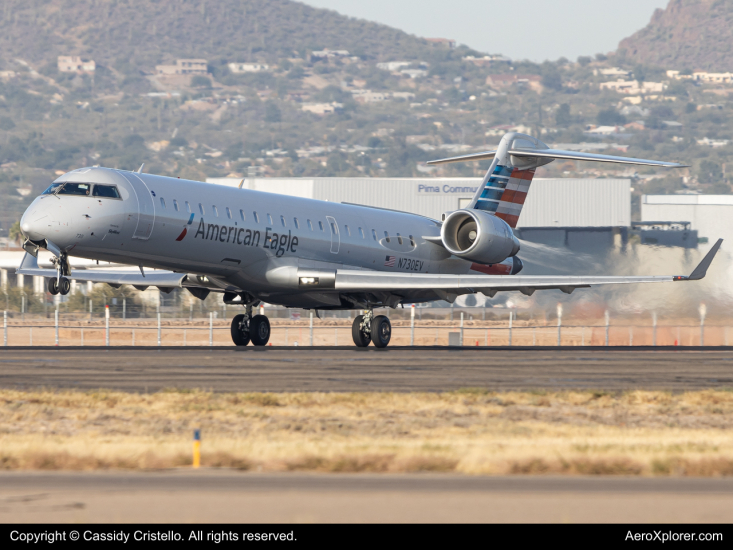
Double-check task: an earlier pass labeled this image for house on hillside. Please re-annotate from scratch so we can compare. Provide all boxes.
[600,80,666,95]
[486,74,542,93]
[426,38,456,48]
[302,102,343,115]
[57,56,95,73]
[156,59,208,76]
[228,63,269,73]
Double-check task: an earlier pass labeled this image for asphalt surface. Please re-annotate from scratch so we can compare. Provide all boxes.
[1,471,732,522]
[0,346,731,392]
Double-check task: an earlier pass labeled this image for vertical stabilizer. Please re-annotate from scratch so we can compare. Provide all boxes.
[469,132,551,228]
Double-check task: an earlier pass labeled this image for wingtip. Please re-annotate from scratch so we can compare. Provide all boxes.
[684,238,723,281]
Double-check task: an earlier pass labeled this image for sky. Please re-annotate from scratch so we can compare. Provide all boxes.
[301,0,670,62]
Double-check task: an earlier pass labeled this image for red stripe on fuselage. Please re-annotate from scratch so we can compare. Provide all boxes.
[175,227,187,241]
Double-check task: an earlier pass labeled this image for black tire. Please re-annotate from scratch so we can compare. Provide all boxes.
[371,315,391,348]
[47,278,59,295]
[351,315,370,347]
[230,314,250,346]
[59,277,70,296]
[250,315,271,346]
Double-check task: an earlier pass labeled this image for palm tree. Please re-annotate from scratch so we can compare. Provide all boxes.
[8,221,21,246]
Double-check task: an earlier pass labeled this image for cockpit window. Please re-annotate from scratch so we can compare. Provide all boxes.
[42,183,63,195]
[92,185,120,198]
[58,183,92,196]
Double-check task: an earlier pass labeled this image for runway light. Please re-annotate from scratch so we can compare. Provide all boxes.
[193,429,201,469]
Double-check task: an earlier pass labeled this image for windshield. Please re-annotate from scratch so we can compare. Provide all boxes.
[92,185,120,198]
[42,183,63,195]
[58,183,92,196]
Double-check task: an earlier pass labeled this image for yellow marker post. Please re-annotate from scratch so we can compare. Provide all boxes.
[193,429,201,468]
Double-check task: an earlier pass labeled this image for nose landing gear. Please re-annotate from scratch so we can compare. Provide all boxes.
[230,303,271,347]
[351,310,392,348]
[47,276,70,296]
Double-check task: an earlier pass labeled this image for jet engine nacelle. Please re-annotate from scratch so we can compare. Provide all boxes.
[440,209,520,265]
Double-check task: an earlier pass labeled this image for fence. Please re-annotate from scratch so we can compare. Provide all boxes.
[0,309,728,347]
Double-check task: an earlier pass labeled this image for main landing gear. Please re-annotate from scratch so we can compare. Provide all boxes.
[352,310,391,348]
[231,304,271,346]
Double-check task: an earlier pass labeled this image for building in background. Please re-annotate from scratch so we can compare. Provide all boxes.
[207,177,632,253]
[156,59,208,76]
[57,56,95,73]
[641,195,732,248]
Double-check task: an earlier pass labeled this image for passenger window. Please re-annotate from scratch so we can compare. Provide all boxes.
[212,206,218,217]
[173,200,179,212]
[199,203,205,215]
[318,221,324,231]
[294,218,300,229]
[345,225,351,236]
[267,214,273,225]
[372,229,377,241]
[185,201,191,213]
[307,220,313,231]
[92,185,120,198]
[384,231,390,243]
[160,197,166,208]
[409,235,415,247]
[253,212,259,223]
[397,233,403,245]
[240,209,245,221]
[359,227,364,239]
[226,207,232,219]
[280,215,286,227]
[58,183,92,196]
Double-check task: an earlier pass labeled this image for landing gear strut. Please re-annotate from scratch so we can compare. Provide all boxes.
[230,303,271,347]
[351,310,392,348]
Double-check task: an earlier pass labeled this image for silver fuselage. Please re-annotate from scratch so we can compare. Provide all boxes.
[20,167,484,308]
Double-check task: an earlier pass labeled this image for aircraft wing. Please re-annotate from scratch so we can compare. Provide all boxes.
[16,253,186,289]
[334,239,723,296]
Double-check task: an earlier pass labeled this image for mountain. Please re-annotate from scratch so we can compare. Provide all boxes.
[0,0,444,72]
[617,0,733,70]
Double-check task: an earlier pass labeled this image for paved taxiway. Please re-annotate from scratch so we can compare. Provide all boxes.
[0,346,731,392]
[2,471,732,522]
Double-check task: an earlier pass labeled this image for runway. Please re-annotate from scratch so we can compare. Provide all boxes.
[0,346,732,392]
[2,471,732,522]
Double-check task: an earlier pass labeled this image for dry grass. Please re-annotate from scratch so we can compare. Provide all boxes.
[1,389,733,475]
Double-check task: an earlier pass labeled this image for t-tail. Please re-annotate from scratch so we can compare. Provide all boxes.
[428,132,689,229]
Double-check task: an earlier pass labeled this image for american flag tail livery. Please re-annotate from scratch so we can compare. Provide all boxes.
[427,131,688,229]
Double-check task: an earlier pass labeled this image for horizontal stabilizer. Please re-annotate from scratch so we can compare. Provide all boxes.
[507,148,688,168]
[428,149,688,168]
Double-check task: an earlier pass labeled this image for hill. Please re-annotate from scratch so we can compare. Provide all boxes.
[617,0,733,70]
[0,0,445,72]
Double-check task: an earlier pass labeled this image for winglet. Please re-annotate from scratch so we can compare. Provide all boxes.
[674,238,723,281]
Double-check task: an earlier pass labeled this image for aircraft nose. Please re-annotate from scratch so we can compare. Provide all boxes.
[20,204,49,241]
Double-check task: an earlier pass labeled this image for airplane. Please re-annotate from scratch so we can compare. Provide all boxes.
[16,131,722,348]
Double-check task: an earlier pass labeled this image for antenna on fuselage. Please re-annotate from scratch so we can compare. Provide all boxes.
[238,178,245,189]
[137,163,145,173]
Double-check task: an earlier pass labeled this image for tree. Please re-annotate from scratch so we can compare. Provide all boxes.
[8,221,21,245]
[264,103,281,123]
[698,160,723,184]
[596,108,626,126]
[556,104,572,126]
[541,70,563,91]
[191,76,212,88]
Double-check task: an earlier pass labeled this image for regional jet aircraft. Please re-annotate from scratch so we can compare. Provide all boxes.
[17,132,722,347]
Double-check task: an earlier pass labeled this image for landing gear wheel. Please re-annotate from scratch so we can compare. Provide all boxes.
[230,314,251,346]
[371,315,391,348]
[59,277,70,296]
[352,315,371,347]
[250,315,271,346]
[47,278,59,295]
